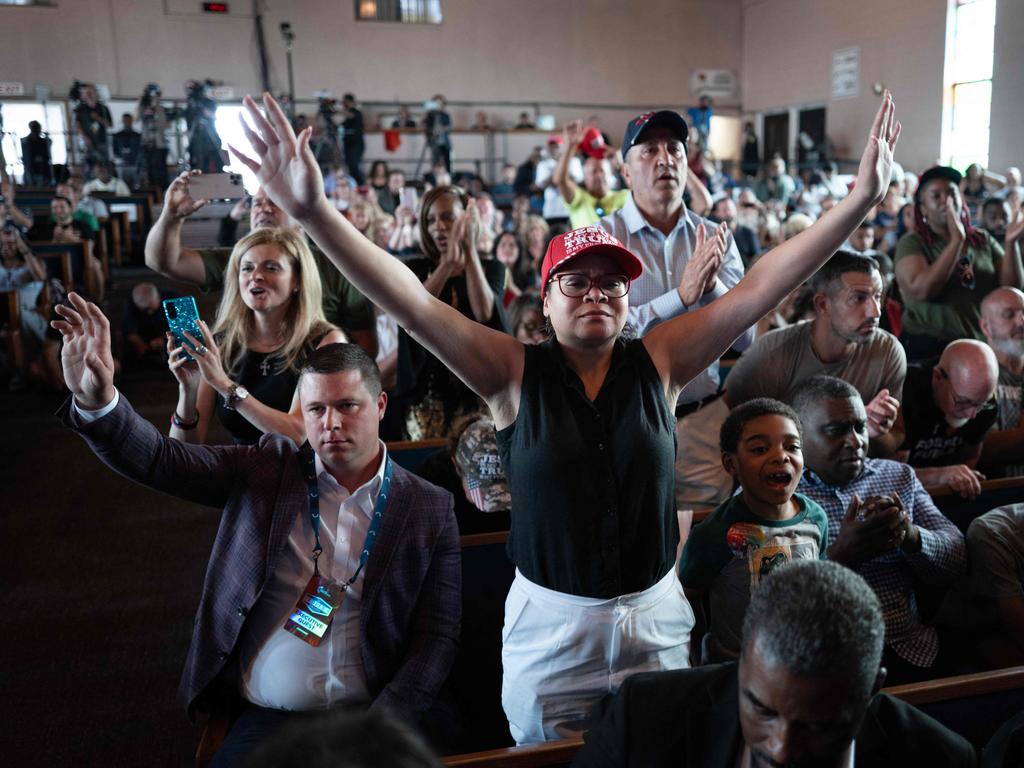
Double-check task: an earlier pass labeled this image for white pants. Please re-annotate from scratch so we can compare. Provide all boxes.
[675,397,734,512]
[501,569,693,744]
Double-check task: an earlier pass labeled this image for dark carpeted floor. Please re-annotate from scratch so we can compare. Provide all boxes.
[2,265,229,767]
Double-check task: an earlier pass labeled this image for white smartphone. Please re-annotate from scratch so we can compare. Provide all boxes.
[190,172,245,201]
[399,186,419,211]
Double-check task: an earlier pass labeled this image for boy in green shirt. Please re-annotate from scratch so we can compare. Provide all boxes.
[679,398,828,663]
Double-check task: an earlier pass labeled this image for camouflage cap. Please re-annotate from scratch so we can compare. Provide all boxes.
[454,418,511,513]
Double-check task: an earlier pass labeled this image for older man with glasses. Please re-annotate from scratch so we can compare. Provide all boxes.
[890,338,999,498]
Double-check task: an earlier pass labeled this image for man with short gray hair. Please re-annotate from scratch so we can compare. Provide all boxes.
[572,560,978,767]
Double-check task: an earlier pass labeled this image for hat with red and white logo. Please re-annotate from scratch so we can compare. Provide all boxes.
[621,110,689,156]
[540,226,643,297]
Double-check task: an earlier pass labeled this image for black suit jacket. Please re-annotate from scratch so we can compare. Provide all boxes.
[572,664,979,768]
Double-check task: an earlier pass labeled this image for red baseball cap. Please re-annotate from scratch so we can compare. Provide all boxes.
[540,227,643,297]
[579,126,607,159]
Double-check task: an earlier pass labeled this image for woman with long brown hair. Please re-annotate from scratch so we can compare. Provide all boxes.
[389,185,507,438]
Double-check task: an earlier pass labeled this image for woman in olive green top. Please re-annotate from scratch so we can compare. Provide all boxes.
[894,165,1024,362]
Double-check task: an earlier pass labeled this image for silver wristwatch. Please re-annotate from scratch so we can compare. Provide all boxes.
[224,383,250,411]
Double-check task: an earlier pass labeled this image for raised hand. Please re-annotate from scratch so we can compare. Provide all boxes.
[1005,209,1024,245]
[51,292,116,409]
[865,388,900,438]
[851,91,901,208]
[562,119,585,150]
[230,93,325,221]
[166,332,201,392]
[945,195,966,244]
[163,170,209,221]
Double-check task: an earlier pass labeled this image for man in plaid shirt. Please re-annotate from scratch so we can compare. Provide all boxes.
[792,375,966,685]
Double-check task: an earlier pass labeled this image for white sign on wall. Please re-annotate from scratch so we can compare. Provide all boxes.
[831,47,860,100]
[0,82,26,96]
[211,85,235,100]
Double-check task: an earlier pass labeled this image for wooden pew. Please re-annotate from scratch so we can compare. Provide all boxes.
[924,476,1024,533]
[386,437,450,473]
[33,249,74,293]
[30,242,95,297]
[1,290,25,372]
[441,667,1024,766]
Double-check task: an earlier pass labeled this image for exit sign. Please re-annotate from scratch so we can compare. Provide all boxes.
[202,2,229,12]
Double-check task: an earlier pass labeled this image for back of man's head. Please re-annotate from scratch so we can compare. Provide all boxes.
[245,707,439,768]
[299,342,383,397]
[790,375,861,422]
[742,559,884,705]
[810,250,879,298]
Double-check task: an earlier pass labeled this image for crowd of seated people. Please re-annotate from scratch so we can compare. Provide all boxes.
[6,79,1024,767]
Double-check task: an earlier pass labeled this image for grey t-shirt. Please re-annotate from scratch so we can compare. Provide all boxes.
[726,321,906,406]
[968,505,1024,601]
[995,365,1024,477]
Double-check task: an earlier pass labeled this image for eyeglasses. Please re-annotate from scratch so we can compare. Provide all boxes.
[549,273,631,298]
[937,367,990,410]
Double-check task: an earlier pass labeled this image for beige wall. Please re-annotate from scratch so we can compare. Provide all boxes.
[740,0,948,173]
[990,0,1024,172]
[0,0,741,116]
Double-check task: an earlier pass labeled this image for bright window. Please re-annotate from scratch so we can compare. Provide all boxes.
[356,0,442,24]
[0,101,69,182]
[943,0,996,171]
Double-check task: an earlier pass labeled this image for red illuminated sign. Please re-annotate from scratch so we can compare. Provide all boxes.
[202,2,229,12]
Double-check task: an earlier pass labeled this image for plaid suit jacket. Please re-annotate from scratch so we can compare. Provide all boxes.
[60,393,460,722]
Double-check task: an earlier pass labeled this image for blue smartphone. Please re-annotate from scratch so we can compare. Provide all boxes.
[162,296,205,361]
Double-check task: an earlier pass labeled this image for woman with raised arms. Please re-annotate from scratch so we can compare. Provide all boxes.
[230,92,900,745]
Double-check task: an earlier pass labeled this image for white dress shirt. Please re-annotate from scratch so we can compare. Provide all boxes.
[238,444,389,710]
[599,193,754,404]
[535,155,583,220]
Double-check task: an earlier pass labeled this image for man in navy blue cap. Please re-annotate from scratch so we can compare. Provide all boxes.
[599,110,754,507]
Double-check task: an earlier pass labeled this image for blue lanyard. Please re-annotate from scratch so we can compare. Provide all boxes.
[300,443,393,584]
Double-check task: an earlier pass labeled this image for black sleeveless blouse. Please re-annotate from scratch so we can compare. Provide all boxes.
[496,338,678,598]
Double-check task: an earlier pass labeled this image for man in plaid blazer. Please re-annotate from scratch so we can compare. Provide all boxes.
[54,293,460,763]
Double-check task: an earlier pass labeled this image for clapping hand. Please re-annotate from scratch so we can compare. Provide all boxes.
[678,222,727,306]
[51,292,115,410]
[851,91,902,208]
[1005,209,1024,245]
[828,492,906,566]
[230,93,325,221]
[945,195,966,244]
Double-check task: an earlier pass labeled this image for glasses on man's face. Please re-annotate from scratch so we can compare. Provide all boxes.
[550,273,630,298]
[937,367,989,411]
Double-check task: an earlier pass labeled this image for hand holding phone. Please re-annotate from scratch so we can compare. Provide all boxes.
[163,296,205,361]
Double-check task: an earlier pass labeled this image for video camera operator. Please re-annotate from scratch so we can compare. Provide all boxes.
[70,81,113,178]
[312,96,343,173]
[340,93,366,185]
[183,79,226,173]
[136,83,170,189]
[21,121,52,186]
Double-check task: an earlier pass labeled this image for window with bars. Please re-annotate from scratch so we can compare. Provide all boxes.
[355,0,442,24]
[943,0,996,171]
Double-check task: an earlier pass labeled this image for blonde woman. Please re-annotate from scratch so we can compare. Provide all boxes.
[166,227,346,444]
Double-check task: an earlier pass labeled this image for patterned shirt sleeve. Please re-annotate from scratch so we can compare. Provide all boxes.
[904,466,967,584]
